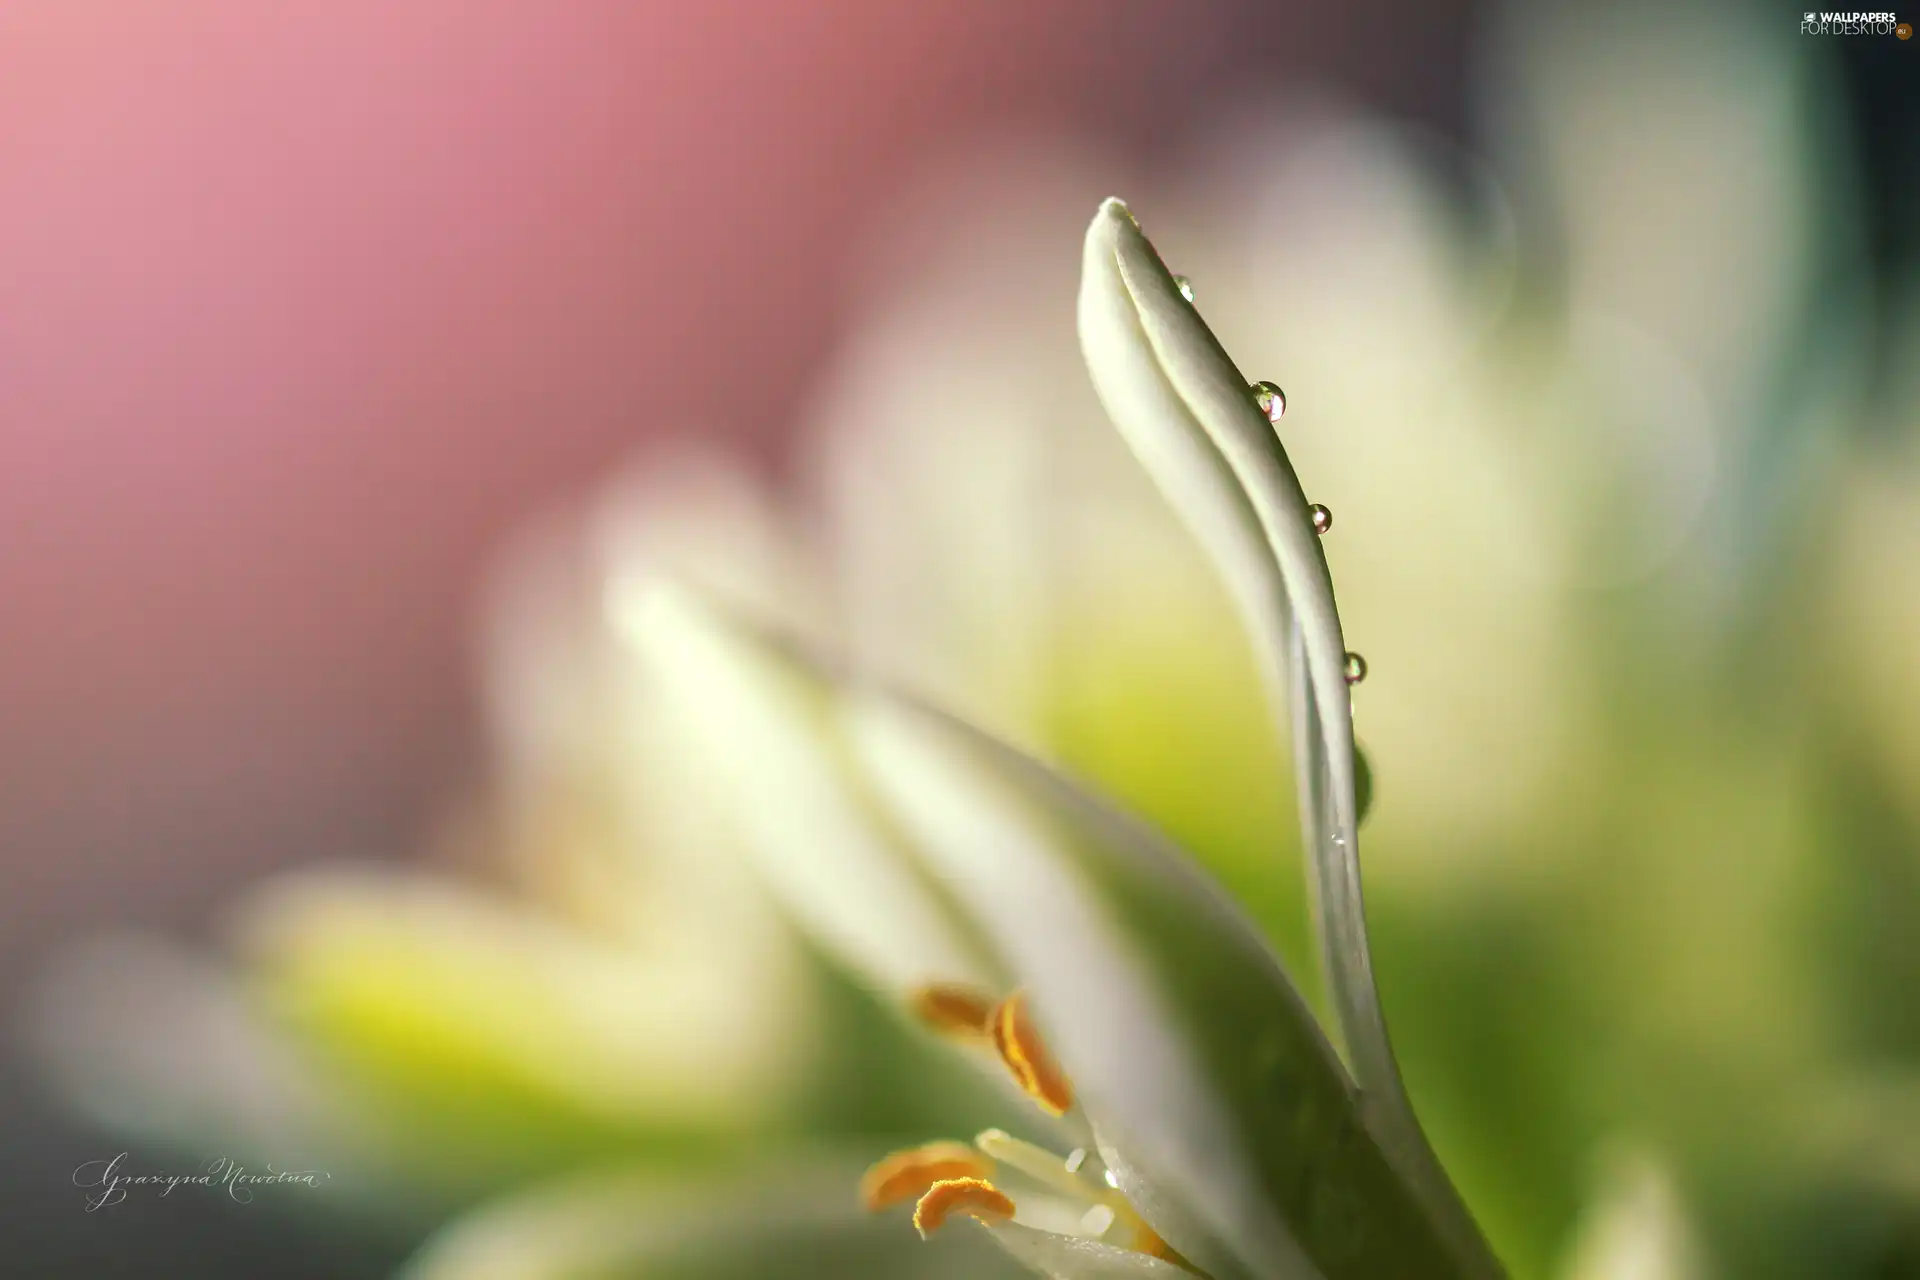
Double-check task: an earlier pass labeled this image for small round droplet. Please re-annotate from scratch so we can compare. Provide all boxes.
[1173,274,1195,303]
[1310,504,1332,535]
[1250,380,1286,423]
[1342,651,1368,685]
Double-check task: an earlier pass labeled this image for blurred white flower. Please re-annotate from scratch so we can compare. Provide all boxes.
[29,448,819,1194]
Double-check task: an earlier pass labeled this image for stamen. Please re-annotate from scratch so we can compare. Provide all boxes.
[913,1177,1016,1238]
[975,1129,1099,1202]
[911,983,997,1039]
[990,990,1074,1115]
[978,1129,1177,1259]
[871,1130,1181,1262]
[861,1142,995,1212]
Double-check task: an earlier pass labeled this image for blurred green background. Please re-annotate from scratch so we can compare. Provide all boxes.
[2,1,1918,1276]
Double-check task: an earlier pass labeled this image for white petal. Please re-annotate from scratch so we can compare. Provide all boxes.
[622,581,997,997]
[24,931,344,1166]
[234,864,805,1124]
[799,151,1109,747]
[487,442,824,801]
[1079,199,1498,1278]
[404,1161,1022,1280]
[985,1220,1201,1279]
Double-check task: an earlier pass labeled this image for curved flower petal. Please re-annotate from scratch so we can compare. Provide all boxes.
[1079,199,1499,1278]
[403,1160,1024,1280]
[622,581,999,998]
[847,688,1461,1280]
[987,1220,1197,1278]
[237,866,804,1133]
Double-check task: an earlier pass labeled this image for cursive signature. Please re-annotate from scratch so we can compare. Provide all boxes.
[72,1152,330,1211]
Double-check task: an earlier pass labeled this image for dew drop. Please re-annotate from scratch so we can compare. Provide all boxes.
[1250,380,1287,423]
[1343,652,1368,685]
[1310,504,1332,535]
[1173,274,1195,303]
[1103,1169,1120,1190]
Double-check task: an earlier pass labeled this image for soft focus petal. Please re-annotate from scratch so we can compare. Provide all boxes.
[1490,1,1824,416]
[27,931,347,1169]
[986,1220,1199,1279]
[489,443,825,932]
[232,864,805,1186]
[404,1161,1023,1280]
[1488,0,1847,621]
[623,582,998,997]
[802,143,1121,747]
[1079,199,1497,1277]
[1554,1149,1703,1280]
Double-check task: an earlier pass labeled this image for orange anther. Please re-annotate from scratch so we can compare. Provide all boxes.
[912,1177,1016,1237]
[911,983,997,1039]
[860,1142,995,1212]
[990,990,1074,1116]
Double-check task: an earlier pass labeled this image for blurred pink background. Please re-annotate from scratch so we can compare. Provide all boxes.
[0,1,1470,985]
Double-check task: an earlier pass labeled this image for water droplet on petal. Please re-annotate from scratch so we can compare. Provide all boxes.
[1250,380,1286,423]
[1173,274,1194,303]
[1343,652,1368,685]
[1103,1169,1120,1190]
[1310,504,1332,535]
